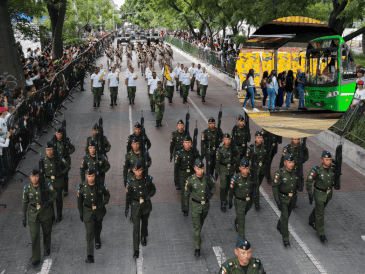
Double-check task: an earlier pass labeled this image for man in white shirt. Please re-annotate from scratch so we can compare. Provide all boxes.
[108,67,119,107]
[164,66,176,104]
[178,64,185,97]
[188,63,197,91]
[125,67,138,105]
[148,71,160,112]
[350,80,365,109]
[90,67,103,107]
[197,67,210,102]
[25,73,40,88]
[173,63,181,92]
[194,64,203,96]
[179,67,192,104]
[99,65,106,95]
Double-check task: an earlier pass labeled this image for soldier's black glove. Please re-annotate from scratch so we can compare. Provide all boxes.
[170,154,173,162]
[80,214,83,222]
[124,179,127,187]
[56,172,63,178]
[229,201,233,209]
[42,201,50,208]
[125,208,129,218]
[184,206,189,215]
[145,195,150,201]
[334,185,340,190]
[207,193,213,200]
[22,217,27,227]
[214,172,219,181]
[97,202,105,209]
[308,194,314,205]
[276,200,281,210]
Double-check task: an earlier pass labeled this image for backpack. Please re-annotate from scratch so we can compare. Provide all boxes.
[285,76,293,91]
[241,79,248,90]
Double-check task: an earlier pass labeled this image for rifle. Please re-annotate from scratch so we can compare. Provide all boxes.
[52,135,59,166]
[95,132,103,208]
[232,119,238,165]
[141,127,146,162]
[334,144,342,190]
[99,111,105,155]
[297,137,306,192]
[144,149,151,201]
[206,145,211,200]
[192,120,198,153]
[245,112,251,142]
[185,106,190,136]
[265,131,272,168]
[62,115,67,151]
[39,153,47,206]
[214,105,223,180]
[251,144,258,199]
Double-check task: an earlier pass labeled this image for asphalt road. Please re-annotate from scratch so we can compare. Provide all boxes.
[0,40,365,274]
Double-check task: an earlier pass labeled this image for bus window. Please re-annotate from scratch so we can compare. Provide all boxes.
[307,49,338,85]
[341,47,356,80]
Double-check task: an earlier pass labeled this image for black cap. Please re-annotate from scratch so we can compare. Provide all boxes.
[56,127,63,133]
[93,123,99,130]
[184,135,192,141]
[30,169,39,175]
[239,157,250,167]
[131,137,140,143]
[89,140,96,147]
[86,167,95,175]
[194,158,204,168]
[238,115,244,121]
[177,119,184,125]
[236,236,251,250]
[358,69,365,74]
[208,117,215,123]
[322,150,331,158]
[134,122,141,128]
[255,131,263,137]
[223,133,231,139]
[46,141,54,149]
[284,153,294,161]
[133,159,143,170]
[157,80,162,84]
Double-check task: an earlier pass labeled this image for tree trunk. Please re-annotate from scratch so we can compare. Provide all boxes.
[328,0,348,36]
[47,0,67,59]
[362,34,365,54]
[223,27,226,39]
[199,23,205,40]
[0,0,26,93]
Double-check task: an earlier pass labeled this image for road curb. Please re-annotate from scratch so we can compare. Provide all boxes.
[309,130,365,176]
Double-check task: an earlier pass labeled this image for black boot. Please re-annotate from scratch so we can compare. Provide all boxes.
[202,96,205,102]
[129,99,131,105]
[114,99,117,106]
[132,98,134,105]
[31,260,40,267]
[44,249,50,256]
[155,120,159,127]
[152,105,155,112]
[93,103,96,108]
[159,119,162,127]
[195,249,200,257]
[133,251,139,259]
[110,99,114,106]
[151,105,154,112]
[97,101,100,107]
[141,237,147,246]
[85,255,94,263]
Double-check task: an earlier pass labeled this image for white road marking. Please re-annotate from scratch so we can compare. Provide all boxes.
[260,187,327,273]
[129,105,133,134]
[362,236,365,241]
[136,244,143,274]
[37,259,52,274]
[1,270,5,274]
[213,246,226,266]
[190,98,327,273]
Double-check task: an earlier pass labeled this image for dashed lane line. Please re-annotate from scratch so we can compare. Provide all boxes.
[212,246,226,267]
[37,259,52,274]
[129,105,133,135]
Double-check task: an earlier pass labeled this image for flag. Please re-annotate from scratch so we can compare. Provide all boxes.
[164,64,172,82]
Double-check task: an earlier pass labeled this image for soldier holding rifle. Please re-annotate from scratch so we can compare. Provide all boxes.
[170,120,186,189]
[261,129,282,184]
[231,114,251,173]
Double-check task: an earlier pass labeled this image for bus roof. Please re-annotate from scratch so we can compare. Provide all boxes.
[310,35,345,43]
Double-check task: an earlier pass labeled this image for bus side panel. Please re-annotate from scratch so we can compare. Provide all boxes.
[339,82,357,111]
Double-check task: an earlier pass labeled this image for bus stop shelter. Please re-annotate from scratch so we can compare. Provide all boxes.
[242,17,339,72]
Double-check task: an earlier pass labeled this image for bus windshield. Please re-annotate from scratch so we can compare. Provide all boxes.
[306,48,338,85]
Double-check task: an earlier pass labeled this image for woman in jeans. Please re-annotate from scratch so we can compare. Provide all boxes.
[243,69,259,112]
[267,70,278,112]
[284,70,294,109]
[261,71,268,108]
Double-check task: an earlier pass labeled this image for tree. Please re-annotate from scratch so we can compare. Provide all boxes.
[47,0,67,59]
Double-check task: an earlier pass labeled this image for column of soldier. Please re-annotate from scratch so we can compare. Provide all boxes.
[90,41,211,121]
[21,46,342,273]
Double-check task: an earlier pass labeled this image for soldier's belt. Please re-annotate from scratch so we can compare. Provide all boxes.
[84,204,97,210]
[46,175,56,180]
[279,190,297,197]
[180,167,193,173]
[315,185,331,194]
[30,204,42,210]
[237,143,246,147]
[133,197,146,204]
[221,163,233,167]
[235,196,251,202]
[192,198,209,205]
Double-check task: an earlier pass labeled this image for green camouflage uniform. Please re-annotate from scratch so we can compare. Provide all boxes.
[153,87,166,121]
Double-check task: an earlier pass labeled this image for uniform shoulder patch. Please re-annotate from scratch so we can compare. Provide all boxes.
[23,186,26,190]
[149,175,152,180]
[177,151,180,154]
[68,138,71,141]
[313,166,318,170]
[48,182,50,186]
[277,169,281,173]
[233,175,236,179]
[78,183,83,189]
[103,183,106,187]
[125,153,128,156]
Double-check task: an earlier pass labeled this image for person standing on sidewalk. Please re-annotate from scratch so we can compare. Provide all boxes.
[267,70,278,112]
[284,70,294,110]
[296,69,307,110]
[261,71,269,109]
[243,69,259,112]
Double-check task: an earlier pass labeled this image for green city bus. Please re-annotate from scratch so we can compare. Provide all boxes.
[304,35,357,111]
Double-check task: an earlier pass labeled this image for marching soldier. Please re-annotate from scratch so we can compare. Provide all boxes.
[165,45,173,67]
[170,120,186,189]
[43,141,68,222]
[216,133,240,212]
[179,66,192,104]
[22,169,57,267]
[175,135,201,214]
[141,51,147,76]
[126,49,132,67]
[188,62,197,91]
[153,80,166,128]
[90,67,103,108]
[127,122,151,153]
[157,45,165,69]
[261,129,282,184]
[174,62,181,92]
[78,167,110,263]
[125,67,138,105]
[273,153,302,246]
[229,157,254,237]
[219,236,266,274]
[125,160,156,259]
[147,71,160,112]
[246,131,267,210]
[201,117,224,176]
[184,158,215,257]
[53,127,75,197]
[85,124,111,156]
[123,137,152,187]
[178,63,185,96]
[81,141,110,184]
[99,65,106,95]
[306,151,340,243]
[164,66,177,104]
[232,115,250,171]
[195,64,203,96]
[107,66,119,107]
[197,67,210,102]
